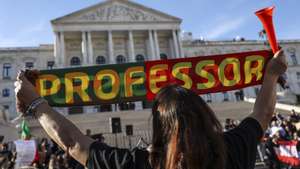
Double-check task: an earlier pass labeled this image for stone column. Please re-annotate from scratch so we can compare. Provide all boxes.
[153,30,160,60]
[177,30,184,58]
[54,32,61,67]
[60,32,65,66]
[87,31,94,64]
[108,30,114,64]
[169,38,175,58]
[82,31,88,65]
[172,30,179,58]
[128,30,135,62]
[148,30,155,60]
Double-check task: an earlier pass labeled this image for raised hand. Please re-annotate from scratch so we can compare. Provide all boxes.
[14,70,40,114]
[265,50,288,77]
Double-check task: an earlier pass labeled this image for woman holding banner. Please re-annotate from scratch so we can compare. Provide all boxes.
[14,49,287,169]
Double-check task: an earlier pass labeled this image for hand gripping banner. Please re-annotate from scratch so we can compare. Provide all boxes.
[33,50,273,107]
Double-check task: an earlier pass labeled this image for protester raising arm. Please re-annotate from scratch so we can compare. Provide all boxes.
[250,50,288,131]
[14,72,94,165]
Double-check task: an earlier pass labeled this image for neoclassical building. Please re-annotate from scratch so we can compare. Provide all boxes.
[52,0,183,68]
[1,0,300,119]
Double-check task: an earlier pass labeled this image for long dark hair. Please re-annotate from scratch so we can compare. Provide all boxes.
[150,84,225,169]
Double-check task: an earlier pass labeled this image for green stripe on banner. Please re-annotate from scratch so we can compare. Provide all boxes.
[36,62,146,106]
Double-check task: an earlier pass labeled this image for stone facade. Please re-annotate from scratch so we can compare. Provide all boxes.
[0,45,54,118]
[0,0,300,120]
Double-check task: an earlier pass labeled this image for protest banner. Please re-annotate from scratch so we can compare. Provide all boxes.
[34,50,273,106]
[14,140,36,168]
[275,140,300,166]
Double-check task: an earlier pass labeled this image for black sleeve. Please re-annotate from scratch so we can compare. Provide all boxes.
[86,142,150,169]
[224,117,263,169]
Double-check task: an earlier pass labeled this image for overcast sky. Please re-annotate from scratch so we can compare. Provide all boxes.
[0,0,299,47]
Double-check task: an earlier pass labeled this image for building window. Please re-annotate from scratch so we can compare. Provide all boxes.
[291,54,298,65]
[25,62,34,69]
[47,61,55,69]
[95,104,112,112]
[288,48,298,65]
[68,106,83,114]
[119,102,135,111]
[96,56,106,64]
[116,55,126,64]
[297,72,300,80]
[234,90,244,101]
[3,105,9,110]
[223,92,229,102]
[160,53,168,60]
[207,94,212,103]
[2,63,11,79]
[135,55,145,62]
[70,56,81,66]
[2,89,10,97]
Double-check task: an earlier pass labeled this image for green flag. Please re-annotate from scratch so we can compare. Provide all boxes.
[21,119,31,140]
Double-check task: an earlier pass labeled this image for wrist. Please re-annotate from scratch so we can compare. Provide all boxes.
[25,98,48,117]
[33,101,49,118]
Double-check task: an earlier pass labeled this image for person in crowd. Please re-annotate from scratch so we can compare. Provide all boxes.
[37,138,51,168]
[290,109,300,123]
[0,143,15,169]
[48,154,58,169]
[14,50,286,169]
[224,118,239,131]
[85,129,91,137]
[224,118,233,131]
[265,132,281,169]
[91,134,105,143]
[271,112,284,123]
[262,111,300,168]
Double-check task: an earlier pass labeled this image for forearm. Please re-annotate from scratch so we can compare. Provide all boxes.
[34,102,93,165]
[251,74,279,131]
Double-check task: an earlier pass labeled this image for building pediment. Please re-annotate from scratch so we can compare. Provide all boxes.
[52,0,182,24]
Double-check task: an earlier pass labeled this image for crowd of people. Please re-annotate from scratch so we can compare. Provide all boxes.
[0,138,81,169]
[224,109,300,169]
[0,109,299,169]
[263,110,300,169]
[0,131,105,169]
